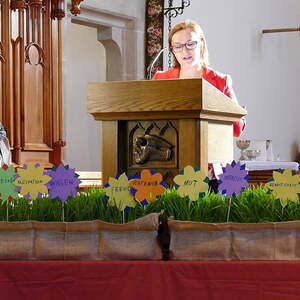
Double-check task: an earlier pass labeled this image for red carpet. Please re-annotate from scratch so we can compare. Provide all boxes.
[1,260,300,300]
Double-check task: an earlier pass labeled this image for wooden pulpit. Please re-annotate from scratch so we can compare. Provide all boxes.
[87,79,247,184]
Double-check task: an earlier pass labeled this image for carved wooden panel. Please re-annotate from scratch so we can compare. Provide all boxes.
[0,0,66,167]
[127,120,179,182]
[0,0,11,141]
[0,2,3,123]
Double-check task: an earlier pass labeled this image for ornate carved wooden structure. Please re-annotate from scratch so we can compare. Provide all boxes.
[87,79,247,184]
[0,0,83,167]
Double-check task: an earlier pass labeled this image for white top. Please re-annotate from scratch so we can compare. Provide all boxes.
[240,161,299,171]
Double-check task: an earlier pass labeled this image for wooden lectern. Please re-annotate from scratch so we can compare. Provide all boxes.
[87,79,247,184]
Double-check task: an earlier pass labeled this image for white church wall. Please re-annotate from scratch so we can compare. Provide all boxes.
[164,0,300,162]
[63,0,146,171]
[64,23,105,171]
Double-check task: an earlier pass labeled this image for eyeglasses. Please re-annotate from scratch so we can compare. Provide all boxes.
[171,41,199,53]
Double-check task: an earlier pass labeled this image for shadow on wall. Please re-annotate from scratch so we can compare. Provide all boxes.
[291,141,300,163]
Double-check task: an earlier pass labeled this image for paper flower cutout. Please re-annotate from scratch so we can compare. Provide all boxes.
[0,164,18,201]
[15,163,51,199]
[129,169,166,204]
[45,164,81,203]
[265,169,300,208]
[104,173,136,211]
[173,165,209,201]
[218,161,249,197]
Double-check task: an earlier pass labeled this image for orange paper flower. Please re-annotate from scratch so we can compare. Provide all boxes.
[130,169,165,203]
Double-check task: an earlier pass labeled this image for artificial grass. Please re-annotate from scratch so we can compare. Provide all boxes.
[0,188,152,223]
[0,186,299,223]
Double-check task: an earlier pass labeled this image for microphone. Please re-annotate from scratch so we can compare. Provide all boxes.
[146,47,167,80]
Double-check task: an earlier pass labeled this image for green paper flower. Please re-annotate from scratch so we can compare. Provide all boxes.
[0,164,18,201]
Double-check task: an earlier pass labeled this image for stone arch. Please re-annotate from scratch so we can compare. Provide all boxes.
[66,6,138,81]
[97,27,122,81]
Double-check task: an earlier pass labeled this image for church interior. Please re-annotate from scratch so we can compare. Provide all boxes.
[0,0,300,299]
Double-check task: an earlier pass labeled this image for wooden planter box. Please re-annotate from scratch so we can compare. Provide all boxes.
[2,216,300,261]
[0,214,162,260]
[168,220,300,260]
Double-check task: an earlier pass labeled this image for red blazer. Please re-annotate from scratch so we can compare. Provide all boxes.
[152,66,245,137]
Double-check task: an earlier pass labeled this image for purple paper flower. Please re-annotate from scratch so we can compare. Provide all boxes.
[45,164,81,203]
[218,161,249,197]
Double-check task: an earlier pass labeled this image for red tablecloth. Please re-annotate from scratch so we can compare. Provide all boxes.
[1,260,300,300]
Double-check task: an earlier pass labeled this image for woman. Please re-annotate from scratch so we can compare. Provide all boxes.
[152,20,245,137]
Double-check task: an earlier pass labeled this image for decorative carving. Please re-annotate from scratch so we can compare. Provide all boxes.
[164,0,190,20]
[28,0,42,7]
[0,42,5,63]
[134,134,173,164]
[10,0,26,10]
[145,0,164,78]
[130,122,145,133]
[160,121,177,136]
[164,0,191,67]
[25,42,45,66]
[70,0,83,16]
[54,140,66,147]
[128,120,178,171]
[125,120,178,186]
[51,0,65,19]
[145,122,160,135]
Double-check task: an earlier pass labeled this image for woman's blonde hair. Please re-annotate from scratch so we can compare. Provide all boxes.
[168,20,209,68]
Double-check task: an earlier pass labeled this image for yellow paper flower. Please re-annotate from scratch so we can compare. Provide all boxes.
[173,165,209,201]
[104,173,136,211]
[15,163,51,199]
[265,169,300,207]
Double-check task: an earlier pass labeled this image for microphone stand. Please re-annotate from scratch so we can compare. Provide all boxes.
[146,47,167,80]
